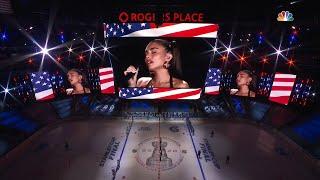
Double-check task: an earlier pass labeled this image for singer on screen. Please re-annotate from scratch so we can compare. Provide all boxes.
[230,70,256,97]
[124,39,189,88]
[66,68,91,95]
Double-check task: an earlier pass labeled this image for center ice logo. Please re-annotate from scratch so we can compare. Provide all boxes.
[133,137,186,171]
[146,138,173,169]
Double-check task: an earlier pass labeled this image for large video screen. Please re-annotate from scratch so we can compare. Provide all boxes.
[227,69,258,98]
[105,23,218,100]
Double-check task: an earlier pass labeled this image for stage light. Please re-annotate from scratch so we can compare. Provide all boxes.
[57,56,62,61]
[250,49,254,53]
[276,49,281,55]
[40,47,49,55]
[240,56,245,61]
[68,48,73,52]
[1,33,7,40]
[287,59,295,66]
[258,35,263,40]
[213,47,218,52]
[290,1,300,5]
[4,88,9,93]
[293,30,298,35]
[262,58,268,63]
[78,54,85,61]
[29,26,33,30]
[226,47,231,53]
[103,47,108,51]
[90,47,95,52]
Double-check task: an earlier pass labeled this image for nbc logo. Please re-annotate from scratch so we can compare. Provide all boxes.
[277,11,294,21]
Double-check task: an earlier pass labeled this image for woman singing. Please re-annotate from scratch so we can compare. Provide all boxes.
[66,68,91,95]
[231,70,256,97]
[124,39,189,88]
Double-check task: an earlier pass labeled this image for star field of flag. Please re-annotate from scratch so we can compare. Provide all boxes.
[30,72,54,101]
[290,78,317,106]
[104,23,151,37]
[205,68,221,95]
[257,72,273,97]
[119,88,153,98]
[119,87,202,99]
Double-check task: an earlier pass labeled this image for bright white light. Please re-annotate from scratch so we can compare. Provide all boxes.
[103,47,108,51]
[41,47,49,55]
[68,48,73,52]
[250,49,254,53]
[4,88,9,93]
[213,47,218,52]
[276,49,281,55]
[226,47,231,53]
[29,26,33,30]
[90,47,94,52]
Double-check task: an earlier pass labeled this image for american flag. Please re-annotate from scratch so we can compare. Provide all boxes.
[290,78,316,106]
[0,0,13,14]
[30,72,54,101]
[257,72,273,97]
[119,88,202,100]
[205,68,221,95]
[103,23,219,38]
[269,73,296,105]
[99,67,115,94]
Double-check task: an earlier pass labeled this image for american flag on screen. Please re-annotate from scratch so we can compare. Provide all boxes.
[30,72,54,101]
[99,67,115,94]
[103,23,219,38]
[204,68,221,95]
[0,0,13,14]
[269,73,296,105]
[119,88,202,100]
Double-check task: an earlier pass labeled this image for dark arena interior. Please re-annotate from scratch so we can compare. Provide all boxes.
[1,1,320,180]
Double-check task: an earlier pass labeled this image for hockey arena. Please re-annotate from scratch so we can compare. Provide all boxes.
[1,1,320,180]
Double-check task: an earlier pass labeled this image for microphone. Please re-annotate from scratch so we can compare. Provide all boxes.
[125,72,136,81]
[124,65,140,81]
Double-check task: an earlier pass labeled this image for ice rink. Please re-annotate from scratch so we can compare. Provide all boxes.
[0,116,318,180]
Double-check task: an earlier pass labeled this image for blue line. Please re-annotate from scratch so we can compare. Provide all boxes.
[185,119,206,180]
[115,117,134,178]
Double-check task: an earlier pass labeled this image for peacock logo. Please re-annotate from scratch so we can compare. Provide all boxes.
[277,11,294,21]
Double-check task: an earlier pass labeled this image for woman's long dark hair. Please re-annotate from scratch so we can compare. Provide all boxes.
[148,39,183,79]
